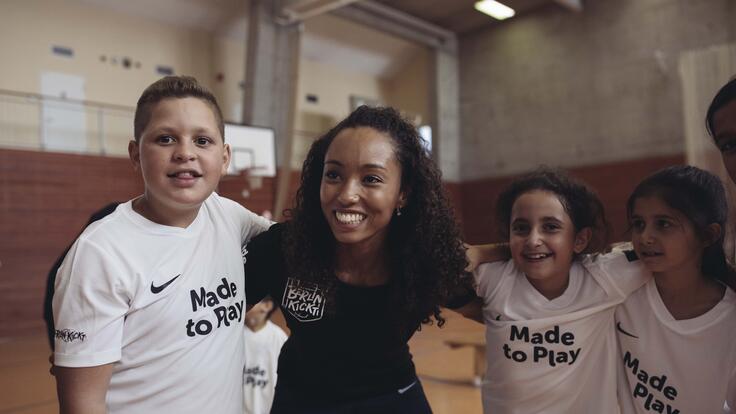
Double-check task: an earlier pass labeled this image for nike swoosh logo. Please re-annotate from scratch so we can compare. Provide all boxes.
[397,381,417,394]
[151,274,181,294]
[616,321,638,339]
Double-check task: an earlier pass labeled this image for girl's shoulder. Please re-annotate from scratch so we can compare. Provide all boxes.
[581,249,649,297]
[474,260,518,300]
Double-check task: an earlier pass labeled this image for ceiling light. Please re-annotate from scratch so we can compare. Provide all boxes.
[474,0,516,20]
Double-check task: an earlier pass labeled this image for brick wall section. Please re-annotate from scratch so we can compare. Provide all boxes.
[0,149,281,338]
[218,174,277,217]
[0,149,143,337]
[0,149,683,338]
[458,154,685,244]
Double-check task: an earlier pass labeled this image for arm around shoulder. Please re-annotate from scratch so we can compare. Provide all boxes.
[450,296,484,324]
[464,243,511,272]
[589,249,650,296]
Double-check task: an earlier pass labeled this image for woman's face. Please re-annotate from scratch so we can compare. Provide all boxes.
[320,127,405,250]
[713,100,736,184]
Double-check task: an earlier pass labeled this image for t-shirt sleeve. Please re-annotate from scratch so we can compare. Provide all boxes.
[586,250,650,297]
[245,223,284,305]
[218,195,273,244]
[53,237,131,367]
[275,327,288,347]
[473,260,510,305]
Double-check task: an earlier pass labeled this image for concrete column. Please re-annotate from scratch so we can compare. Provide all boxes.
[431,49,461,183]
[243,0,301,219]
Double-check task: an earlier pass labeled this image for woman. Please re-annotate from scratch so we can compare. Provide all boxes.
[245,106,476,413]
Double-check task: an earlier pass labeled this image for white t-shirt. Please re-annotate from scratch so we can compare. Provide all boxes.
[474,252,648,413]
[53,193,271,414]
[243,320,288,414]
[616,279,736,414]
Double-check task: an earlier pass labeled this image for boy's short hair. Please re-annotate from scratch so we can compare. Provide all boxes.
[134,76,225,142]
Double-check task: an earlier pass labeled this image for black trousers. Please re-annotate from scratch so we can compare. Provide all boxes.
[270,379,433,414]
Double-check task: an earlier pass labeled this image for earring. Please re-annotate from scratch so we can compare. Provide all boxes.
[396,205,402,216]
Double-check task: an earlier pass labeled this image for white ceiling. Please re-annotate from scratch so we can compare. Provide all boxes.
[302,14,422,78]
[75,0,421,78]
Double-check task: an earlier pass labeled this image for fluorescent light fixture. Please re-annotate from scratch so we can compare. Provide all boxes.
[474,0,516,20]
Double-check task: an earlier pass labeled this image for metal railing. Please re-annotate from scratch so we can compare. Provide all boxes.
[0,88,135,157]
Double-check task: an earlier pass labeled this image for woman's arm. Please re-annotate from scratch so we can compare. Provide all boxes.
[465,243,510,271]
[450,296,484,324]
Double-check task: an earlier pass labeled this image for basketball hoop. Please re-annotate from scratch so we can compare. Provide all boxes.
[235,167,266,199]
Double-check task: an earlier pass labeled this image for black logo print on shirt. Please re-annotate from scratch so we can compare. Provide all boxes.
[244,365,270,389]
[617,322,639,339]
[502,325,581,367]
[282,278,325,322]
[55,329,86,343]
[624,351,680,413]
[186,277,244,337]
[151,274,181,294]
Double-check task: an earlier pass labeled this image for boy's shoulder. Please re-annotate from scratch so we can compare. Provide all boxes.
[75,201,132,245]
[205,192,240,208]
[205,193,272,230]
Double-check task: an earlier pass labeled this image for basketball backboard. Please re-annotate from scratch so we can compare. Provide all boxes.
[224,123,276,177]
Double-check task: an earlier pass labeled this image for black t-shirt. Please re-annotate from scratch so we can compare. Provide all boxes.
[245,223,428,406]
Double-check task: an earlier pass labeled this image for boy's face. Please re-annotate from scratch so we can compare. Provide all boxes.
[129,97,229,222]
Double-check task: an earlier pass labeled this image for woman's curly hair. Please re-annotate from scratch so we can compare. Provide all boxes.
[282,105,472,328]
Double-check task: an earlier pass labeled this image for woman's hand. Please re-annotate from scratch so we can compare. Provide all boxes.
[465,243,511,272]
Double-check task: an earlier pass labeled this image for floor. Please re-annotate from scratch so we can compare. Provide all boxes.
[0,311,484,414]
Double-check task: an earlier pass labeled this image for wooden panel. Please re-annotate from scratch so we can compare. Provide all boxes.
[458,155,686,244]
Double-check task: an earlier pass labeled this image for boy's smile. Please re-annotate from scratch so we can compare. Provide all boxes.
[129,97,230,227]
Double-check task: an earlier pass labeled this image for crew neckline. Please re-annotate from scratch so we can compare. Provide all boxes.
[646,278,734,333]
[120,197,205,237]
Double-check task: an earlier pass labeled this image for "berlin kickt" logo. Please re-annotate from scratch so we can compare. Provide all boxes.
[282,278,325,322]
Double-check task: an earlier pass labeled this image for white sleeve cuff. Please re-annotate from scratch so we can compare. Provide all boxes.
[54,349,121,368]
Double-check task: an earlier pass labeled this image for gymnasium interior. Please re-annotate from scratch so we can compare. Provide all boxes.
[1,0,735,413]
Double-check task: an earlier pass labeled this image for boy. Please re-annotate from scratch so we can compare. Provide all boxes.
[243,297,287,414]
[53,76,271,414]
